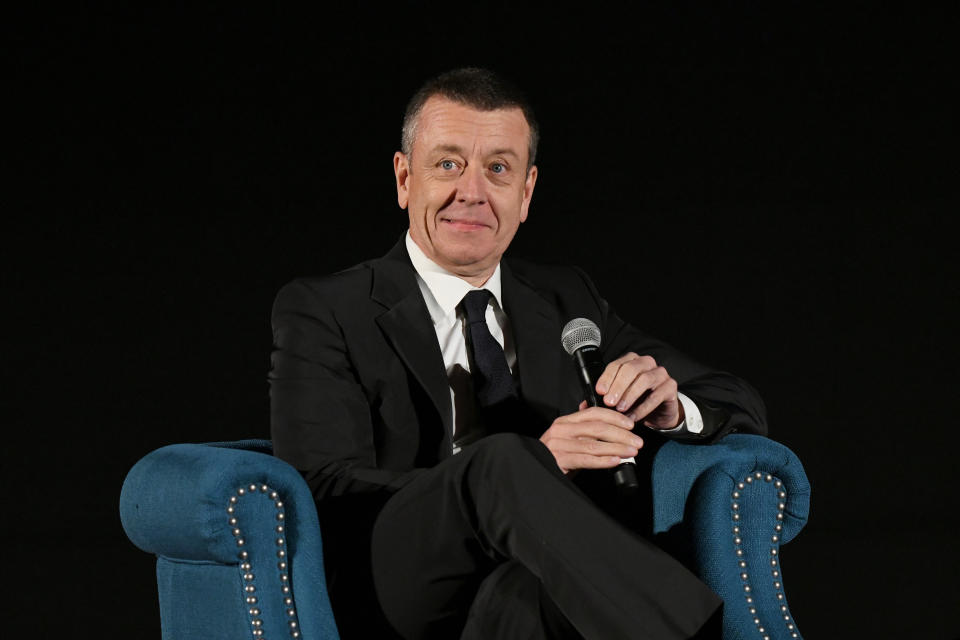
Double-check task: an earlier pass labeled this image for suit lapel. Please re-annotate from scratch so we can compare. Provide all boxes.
[371,239,454,445]
[370,240,568,446]
[501,261,564,423]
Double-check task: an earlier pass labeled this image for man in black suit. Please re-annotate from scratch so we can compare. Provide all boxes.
[270,68,767,639]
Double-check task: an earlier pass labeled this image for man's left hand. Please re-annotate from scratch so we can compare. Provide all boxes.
[595,352,684,430]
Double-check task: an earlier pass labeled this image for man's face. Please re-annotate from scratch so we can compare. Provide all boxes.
[394,96,538,282]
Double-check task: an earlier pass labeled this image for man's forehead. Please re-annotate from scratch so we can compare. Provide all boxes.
[415,97,530,155]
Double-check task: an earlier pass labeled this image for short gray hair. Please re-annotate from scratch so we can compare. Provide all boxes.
[401,67,539,170]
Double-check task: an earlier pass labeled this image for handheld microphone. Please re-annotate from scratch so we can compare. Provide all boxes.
[561,318,640,494]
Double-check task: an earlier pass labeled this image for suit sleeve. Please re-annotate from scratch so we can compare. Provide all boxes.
[571,267,768,440]
[269,279,426,501]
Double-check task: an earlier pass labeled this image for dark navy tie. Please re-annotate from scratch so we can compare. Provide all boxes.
[460,289,518,408]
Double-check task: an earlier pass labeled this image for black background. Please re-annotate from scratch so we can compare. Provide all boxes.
[8,4,958,638]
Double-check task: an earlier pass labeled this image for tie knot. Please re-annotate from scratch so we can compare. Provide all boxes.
[461,289,493,324]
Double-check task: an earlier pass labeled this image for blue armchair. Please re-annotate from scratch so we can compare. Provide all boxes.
[120,434,809,639]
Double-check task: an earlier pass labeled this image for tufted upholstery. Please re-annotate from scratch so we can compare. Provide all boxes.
[120,435,809,639]
[652,434,811,639]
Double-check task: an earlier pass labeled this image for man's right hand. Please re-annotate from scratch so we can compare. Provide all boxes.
[539,402,643,474]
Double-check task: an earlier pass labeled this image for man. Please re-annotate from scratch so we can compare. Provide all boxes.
[270,68,767,639]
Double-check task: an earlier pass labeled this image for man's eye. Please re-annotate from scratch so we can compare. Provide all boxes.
[440,160,457,171]
[490,163,506,174]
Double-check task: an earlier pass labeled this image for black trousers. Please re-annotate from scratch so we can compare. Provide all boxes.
[370,433,722,639]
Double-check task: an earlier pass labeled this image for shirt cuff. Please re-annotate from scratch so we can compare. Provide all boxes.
[660,392,704,434]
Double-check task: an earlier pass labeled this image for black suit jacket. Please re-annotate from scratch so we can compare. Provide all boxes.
[269,237,768,606]
[270,239,766,637]
[271,236,766,497]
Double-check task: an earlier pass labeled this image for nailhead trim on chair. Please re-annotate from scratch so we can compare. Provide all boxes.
[732,471,801,640]
[227,484,303,639]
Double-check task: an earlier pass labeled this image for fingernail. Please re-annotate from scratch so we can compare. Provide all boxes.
[606,393,618,404]
[617,402,627,411]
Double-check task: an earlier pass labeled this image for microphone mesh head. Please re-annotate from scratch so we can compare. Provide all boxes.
[561,318,601,355]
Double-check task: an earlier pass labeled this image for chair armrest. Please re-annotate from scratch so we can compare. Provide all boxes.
[652,434,810,640]
[120,440,339,640]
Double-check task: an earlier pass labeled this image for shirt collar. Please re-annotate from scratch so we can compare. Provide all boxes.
[405,231,504,320]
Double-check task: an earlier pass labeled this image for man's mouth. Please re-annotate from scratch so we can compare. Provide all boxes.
[440,217,489,231]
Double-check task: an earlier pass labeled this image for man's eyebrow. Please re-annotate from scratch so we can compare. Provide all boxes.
[428,144,520,159]
[429,144,466,155]
[489,148,520,159]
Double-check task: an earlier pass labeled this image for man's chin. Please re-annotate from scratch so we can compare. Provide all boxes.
[439,248,498,274]
[435,234,493,259]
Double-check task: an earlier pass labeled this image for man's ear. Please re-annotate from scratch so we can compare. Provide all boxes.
[394,152,410,209]
[519,165,538,223]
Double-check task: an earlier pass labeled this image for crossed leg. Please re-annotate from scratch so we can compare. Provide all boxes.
[370,433,721,639]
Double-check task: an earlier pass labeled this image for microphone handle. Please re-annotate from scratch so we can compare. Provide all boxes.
[573,348,640,494]
[573,347,603,407]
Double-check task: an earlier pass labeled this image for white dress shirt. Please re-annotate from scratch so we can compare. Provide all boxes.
[404,232,702,454]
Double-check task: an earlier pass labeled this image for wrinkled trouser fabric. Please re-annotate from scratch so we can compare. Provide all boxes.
[371,434,722,639]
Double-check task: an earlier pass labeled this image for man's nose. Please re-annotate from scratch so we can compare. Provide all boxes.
[456,163,487,205]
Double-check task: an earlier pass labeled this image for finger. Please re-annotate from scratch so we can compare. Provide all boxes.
[594,352,639,395]
[548,420,644,448]
[557,433,642,457]
[602,355,657,409]
[577,400,588,411]
[556,406,635,430]
[553,451,625,473]
[567,437,641,458]
[615,366,668,412]
[628,378,679,424]
[625,382,669,422]
[540,432,639,471]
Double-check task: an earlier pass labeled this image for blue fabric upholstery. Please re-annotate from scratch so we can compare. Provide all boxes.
[120,440,339,640]
[120,434,808,639]
[653,435,810,639]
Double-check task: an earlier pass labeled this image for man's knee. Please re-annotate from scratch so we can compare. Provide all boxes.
[470,432,548,462]
[461,433,563,483]
[471,432,534,454]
